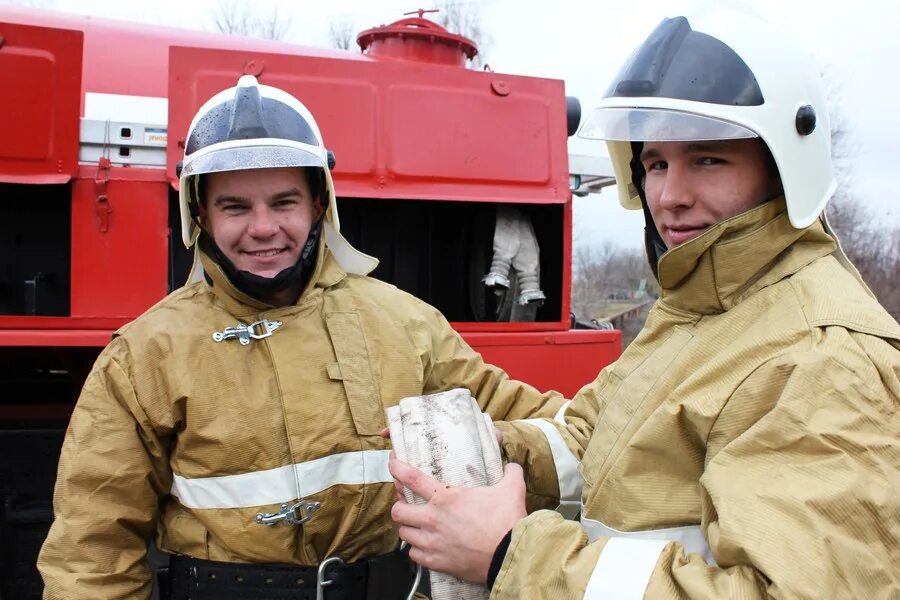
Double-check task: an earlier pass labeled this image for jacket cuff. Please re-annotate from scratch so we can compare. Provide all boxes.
[487,529,513,590]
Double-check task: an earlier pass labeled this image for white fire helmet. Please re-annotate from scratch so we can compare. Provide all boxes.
[579,3,835,229]
[178,75,376,279]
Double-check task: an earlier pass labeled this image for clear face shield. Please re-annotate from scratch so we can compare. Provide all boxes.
[579,107,758,143]
[181,140,328,179]
[179,141,329,248]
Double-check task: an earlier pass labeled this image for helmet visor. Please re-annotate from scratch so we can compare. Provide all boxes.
[579,107,758,142]
[182,143,326,178]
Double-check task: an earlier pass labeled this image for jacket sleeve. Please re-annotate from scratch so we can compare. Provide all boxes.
[493,366,610,516]
[491,352,900,599]
[38,341,172,600]
[411,303,579,511]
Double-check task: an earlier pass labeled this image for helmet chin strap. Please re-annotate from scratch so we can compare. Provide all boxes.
[197,213,325,303]
[629,141,668,280]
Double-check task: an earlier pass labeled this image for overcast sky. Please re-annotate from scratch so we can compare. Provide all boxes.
[8,0,898,249]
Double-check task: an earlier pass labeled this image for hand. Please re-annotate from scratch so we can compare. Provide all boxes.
[389,453,527,585]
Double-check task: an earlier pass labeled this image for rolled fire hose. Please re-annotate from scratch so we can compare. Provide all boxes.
[386,388,503,600]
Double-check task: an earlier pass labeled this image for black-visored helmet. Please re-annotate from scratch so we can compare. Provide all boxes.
[578,2,834,230]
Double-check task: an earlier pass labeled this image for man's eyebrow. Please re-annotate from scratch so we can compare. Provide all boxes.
[639,147,662,162]
[212,188,304,206]
[683,142,727,153]
[270,187,304,200]
[213,194,248,207]
[640,142,733,163]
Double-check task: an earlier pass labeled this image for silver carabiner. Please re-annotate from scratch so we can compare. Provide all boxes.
[400,541,422,600]
[313,544,419,600]
[316,555,345,600]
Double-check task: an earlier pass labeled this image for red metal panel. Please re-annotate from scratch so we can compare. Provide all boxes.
[0,329,113,347]
[462,330,621,397]
[167,46,569,204]
[0,316,128,329]
[386,85,550,183]
[0,21,81,183]
[0,316,124,346]
[451,321,569,333]
[70,166,169,318]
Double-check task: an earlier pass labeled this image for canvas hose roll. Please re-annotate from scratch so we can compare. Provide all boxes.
[386,388,504,600]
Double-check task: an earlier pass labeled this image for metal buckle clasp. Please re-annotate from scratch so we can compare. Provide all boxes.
[212,319,282,345]
[316,555,345,600]
[254,499,320,527]
[246,319,281,339]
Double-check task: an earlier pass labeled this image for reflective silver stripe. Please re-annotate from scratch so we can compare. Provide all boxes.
[171,449,392,509]
[551,402,579,518]
[581,515,716,565]
[515,418,582,507]
[553,400,571,424]
[584,538,668,600]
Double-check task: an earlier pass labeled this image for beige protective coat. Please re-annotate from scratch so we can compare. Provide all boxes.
[37,242,563,600]
[496,199,900,599]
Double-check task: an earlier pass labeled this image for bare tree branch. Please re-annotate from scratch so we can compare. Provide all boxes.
[572,241,658,346]
[328,17,356,51]
[258,4,291,42]
[212,0,249,36]
[822,68,900,320]
[210,0,291,41]
[436,0,492,68]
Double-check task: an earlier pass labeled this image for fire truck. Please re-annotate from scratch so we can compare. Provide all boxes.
[0,6,619,597]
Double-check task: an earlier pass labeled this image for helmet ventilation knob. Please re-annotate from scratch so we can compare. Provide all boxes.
[795,105,817,136]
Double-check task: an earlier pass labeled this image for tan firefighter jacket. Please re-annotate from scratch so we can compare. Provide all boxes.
[494,198,900,599]
[37,241,564,600]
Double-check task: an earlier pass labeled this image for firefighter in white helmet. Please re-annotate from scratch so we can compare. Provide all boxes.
[390,5,900,598]
[37,75,566,600]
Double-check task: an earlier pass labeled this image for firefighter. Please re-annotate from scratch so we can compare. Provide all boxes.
[37,75,567,600]
[389,6,900,598]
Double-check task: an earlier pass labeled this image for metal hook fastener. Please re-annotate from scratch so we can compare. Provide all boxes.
[316,556,345,600]
[212,319,282,345]
[254,500,320,527]
[212,325,250,345]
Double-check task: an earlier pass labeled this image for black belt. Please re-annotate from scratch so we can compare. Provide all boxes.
[162,547,418,600]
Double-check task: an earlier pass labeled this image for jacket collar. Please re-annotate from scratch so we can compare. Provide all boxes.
[200,239,348,318]
[657,197,837,315]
